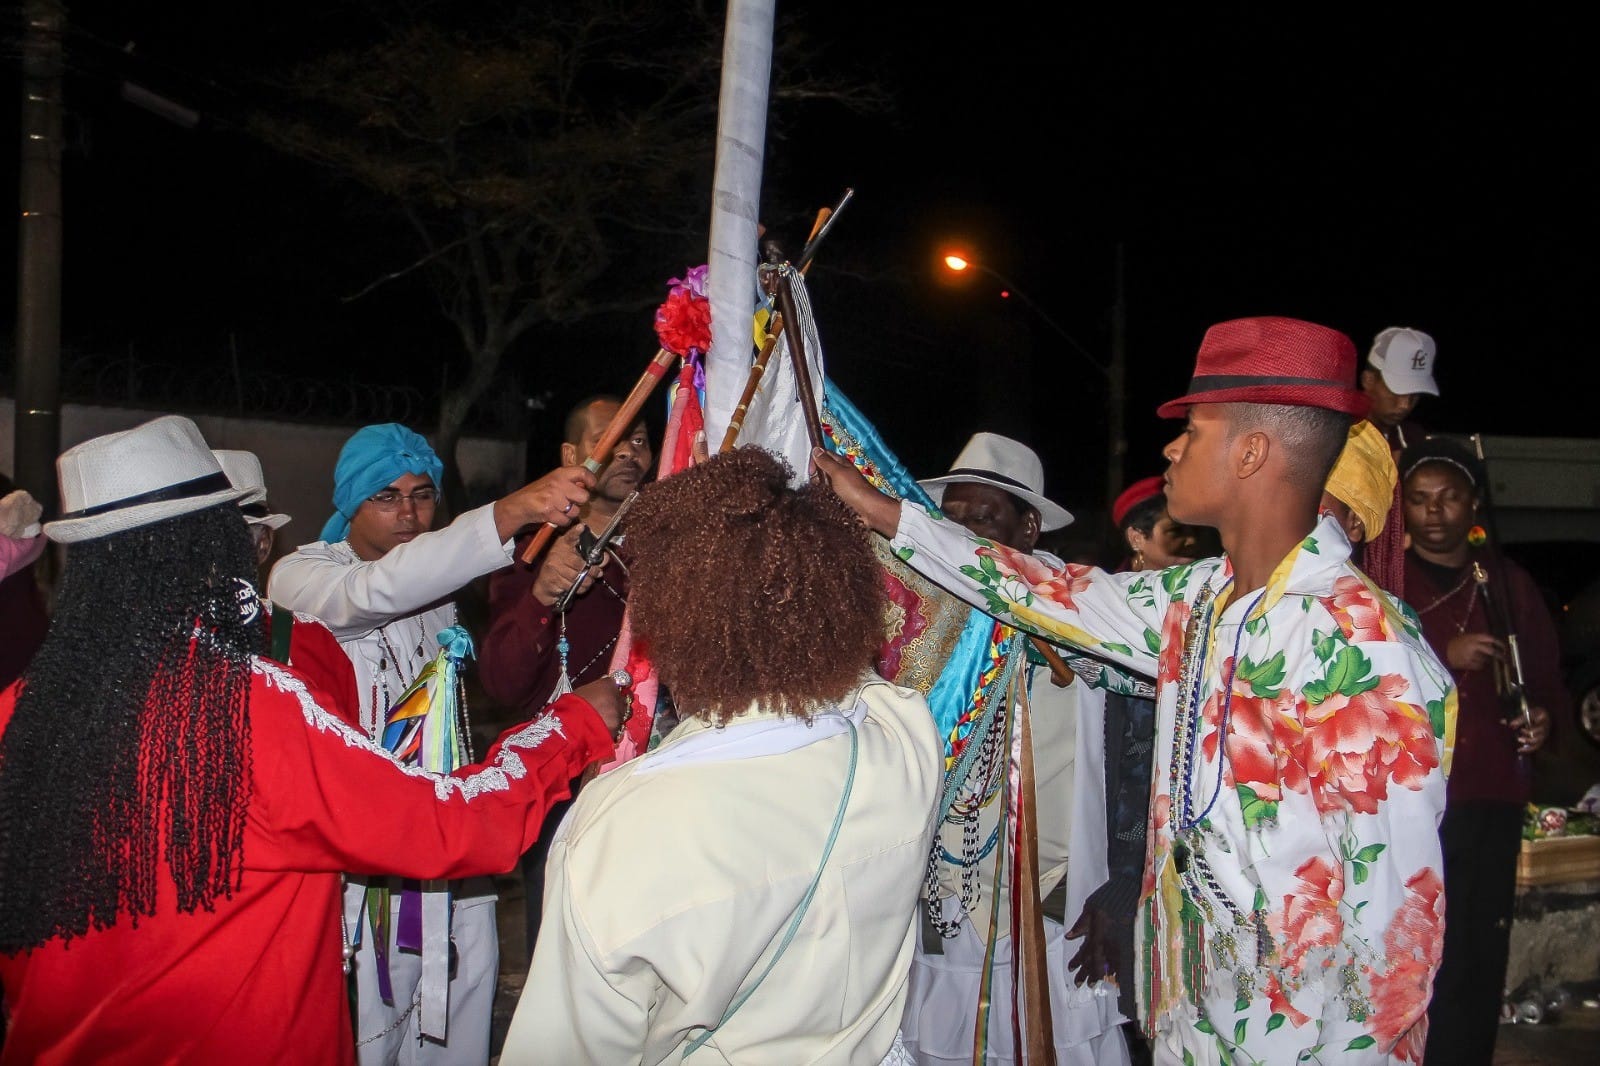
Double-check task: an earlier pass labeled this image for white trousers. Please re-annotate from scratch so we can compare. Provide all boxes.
[349,884,499,1066]
[900,899,1130,1066]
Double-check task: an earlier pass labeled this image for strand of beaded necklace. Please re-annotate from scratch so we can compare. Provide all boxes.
[1417,565,1478,633]
[369,618,426,739]
[554,569,627,692]
[1177,583,1269,833]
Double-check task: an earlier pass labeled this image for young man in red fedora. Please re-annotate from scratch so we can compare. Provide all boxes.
[815,316,1455,1064]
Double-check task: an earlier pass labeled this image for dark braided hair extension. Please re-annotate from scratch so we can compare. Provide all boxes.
[0,503,262,954]
[624,446,886,726]
[1360,488,1407,600]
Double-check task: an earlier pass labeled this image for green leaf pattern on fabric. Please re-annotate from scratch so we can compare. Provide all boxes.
[888,505,1455,1064]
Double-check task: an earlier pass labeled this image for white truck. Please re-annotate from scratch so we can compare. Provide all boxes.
[1468,434,1600,751]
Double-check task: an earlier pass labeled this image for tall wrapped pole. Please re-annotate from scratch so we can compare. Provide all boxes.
[701,0,774,453]
[14,0,65,519]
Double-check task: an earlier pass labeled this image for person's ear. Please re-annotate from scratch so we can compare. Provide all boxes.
[1021,507,1041,552]
[560,441,579,467]
[1236,430,1270,479]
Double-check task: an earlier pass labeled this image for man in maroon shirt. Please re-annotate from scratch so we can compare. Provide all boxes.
[479,393,654,961]
[1400,434,1559,1066]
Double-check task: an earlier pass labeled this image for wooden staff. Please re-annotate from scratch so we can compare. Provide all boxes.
[718,313,783,454]
[1029,636,1076,686]
[519,346,677,564]
[720,199,843,455]
[770,267,825,453]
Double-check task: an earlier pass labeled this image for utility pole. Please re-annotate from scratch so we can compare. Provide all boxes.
[14,0,65,517]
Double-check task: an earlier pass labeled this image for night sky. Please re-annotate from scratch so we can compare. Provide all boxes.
[4,5,1594,523]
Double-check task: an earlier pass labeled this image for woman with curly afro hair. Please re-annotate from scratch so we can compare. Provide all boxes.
[503,446,943,1065]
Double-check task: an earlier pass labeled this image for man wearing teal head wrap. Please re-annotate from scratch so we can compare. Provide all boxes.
[268,422,599,1065]
[320,422,447,544]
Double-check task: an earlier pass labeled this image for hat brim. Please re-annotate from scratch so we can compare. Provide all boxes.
[1376,368,1440,398]
[1156,384,1371,420]
[246,512,292,531]
[916,474,1074,531]
[44,487,252,544]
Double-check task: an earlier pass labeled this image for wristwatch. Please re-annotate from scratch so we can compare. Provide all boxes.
[610,668,634,742]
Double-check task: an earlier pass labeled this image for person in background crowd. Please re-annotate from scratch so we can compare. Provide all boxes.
[478,394,654,963]
[268,421,598,1065]
[0,476,48,691]
[816,315,1455,1063]
[1400,434,1560,1066]
[1360,326,1438,452]
[1320,420,1404,597]
[502,446,940,1064]
[213,448,360,728]
[0,415,623,1066]
[1066,473,1210,1066]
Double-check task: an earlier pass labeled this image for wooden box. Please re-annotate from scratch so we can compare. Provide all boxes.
[1515,835,1600,887]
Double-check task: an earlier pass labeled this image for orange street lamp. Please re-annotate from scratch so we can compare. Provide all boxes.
[942,253,1107,378]
[940,249,1129,505]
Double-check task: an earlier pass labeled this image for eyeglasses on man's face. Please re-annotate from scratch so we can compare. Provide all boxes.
[366,486,441,510]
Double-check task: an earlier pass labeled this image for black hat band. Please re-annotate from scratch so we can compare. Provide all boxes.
[56,471,234,521]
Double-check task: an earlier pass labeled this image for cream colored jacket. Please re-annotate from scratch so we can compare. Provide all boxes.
[502,676,942,1065]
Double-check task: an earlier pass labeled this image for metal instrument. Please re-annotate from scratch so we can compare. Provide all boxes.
[554,490,637,614]
[1472,562,1534,729]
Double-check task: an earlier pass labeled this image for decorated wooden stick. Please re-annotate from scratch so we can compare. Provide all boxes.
[771,268,825,453]
[518,346,677,564]
[718,313,784,455]
[719,203,836,455]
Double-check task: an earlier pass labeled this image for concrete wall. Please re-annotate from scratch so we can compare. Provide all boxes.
[1,400,526,572]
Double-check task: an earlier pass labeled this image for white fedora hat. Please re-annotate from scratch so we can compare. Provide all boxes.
[917,431,1074,531]
[213,449,292,530]
[44,416,251,544]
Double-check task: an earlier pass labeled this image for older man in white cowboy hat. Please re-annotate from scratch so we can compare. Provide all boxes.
[897,430,1131,1066]
[0,414,626,1066]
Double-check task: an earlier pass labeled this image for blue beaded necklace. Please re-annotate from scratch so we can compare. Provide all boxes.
[1176,582,1268,833]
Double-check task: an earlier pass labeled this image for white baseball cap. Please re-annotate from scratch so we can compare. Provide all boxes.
[1367,326,1439,397]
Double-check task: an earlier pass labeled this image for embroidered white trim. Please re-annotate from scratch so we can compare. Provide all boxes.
[252,657,567,801]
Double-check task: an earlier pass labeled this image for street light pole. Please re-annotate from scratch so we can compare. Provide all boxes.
[943,252,1126,508]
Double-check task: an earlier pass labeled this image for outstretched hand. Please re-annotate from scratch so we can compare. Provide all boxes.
[1065,905,1116,987]
[809,448,901,536]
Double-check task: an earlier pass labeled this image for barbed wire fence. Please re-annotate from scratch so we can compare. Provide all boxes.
[1,338,538,439]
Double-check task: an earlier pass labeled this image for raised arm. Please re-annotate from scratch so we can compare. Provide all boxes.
[813,447,1166,679]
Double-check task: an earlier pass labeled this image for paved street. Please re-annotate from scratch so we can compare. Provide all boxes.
[484,856,1599,1065]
